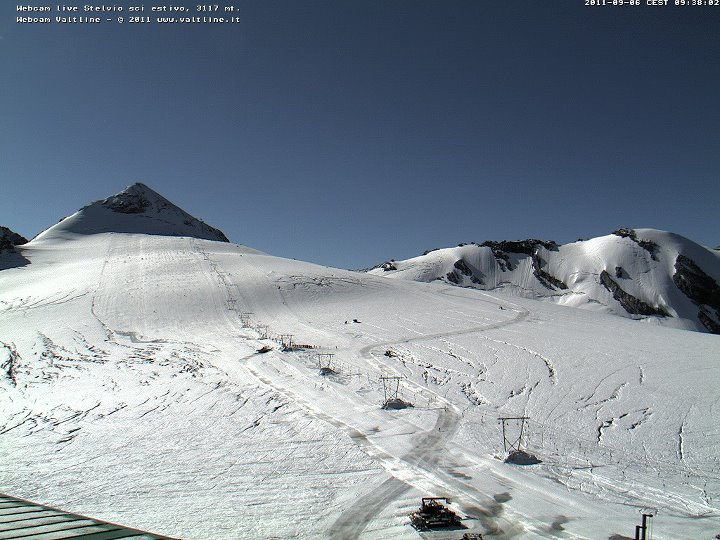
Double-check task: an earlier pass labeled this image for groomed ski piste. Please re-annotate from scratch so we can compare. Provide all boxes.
[1,185,718,539]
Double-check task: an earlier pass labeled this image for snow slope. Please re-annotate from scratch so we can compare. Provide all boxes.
[1,187,719,539]
[368,231,720,334]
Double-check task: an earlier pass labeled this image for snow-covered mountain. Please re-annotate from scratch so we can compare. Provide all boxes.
[1,186,718,539]
[33,182,229,243]
[369,229,720,334]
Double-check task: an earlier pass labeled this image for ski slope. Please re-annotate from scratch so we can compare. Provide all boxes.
[1,187,718,539]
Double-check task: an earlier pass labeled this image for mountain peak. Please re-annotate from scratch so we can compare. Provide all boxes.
[33,182,230,243]
[99,182,202,220]
[100,182,162,214]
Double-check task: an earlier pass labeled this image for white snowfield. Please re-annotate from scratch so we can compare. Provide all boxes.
[1,186,718,539]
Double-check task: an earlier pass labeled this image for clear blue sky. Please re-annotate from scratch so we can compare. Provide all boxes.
[2,1,718,269]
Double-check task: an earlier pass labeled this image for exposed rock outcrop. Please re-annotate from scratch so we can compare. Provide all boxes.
[444,259,484,286]
[673,254,720,334]
[453,259,473,276]
[532,252,568,291]
[613,228,659,260]
[102,183,229,242]
[102,189,150,214]
[600,270,668,317]
[480,239,558,272]
[673,255,720,307]
[480,239,559,255]
[698,311,720,334]
[0,227,28,253]
[0,227,30,270]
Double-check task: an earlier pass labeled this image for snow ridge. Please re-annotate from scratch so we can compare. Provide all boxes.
[369,228,720,334]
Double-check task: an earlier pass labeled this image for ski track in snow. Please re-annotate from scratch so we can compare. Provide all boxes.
[192,245,539,537]
[326,294,541,537]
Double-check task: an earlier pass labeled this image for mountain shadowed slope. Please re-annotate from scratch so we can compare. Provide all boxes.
[0,227,28,252]
[0,226,30,270]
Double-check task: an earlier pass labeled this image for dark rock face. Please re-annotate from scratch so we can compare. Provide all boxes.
[698,311,720,334]
[380,261,397,271]
[446,270,461,284]
[102,191,149,214]
[99,183,230,242]
[438,243,564,289]
[612,228,659,260]
[0,227,30,270]
[480,239,558,272]
[0,227,28,253]
[454,259,473,276]
[480,239,558,255]
[673,255,720,307]
[600,270,668,317]
[531,252,568,291]
[673,254,720,334]
[445,259,485,286]
[490,248,514,271]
